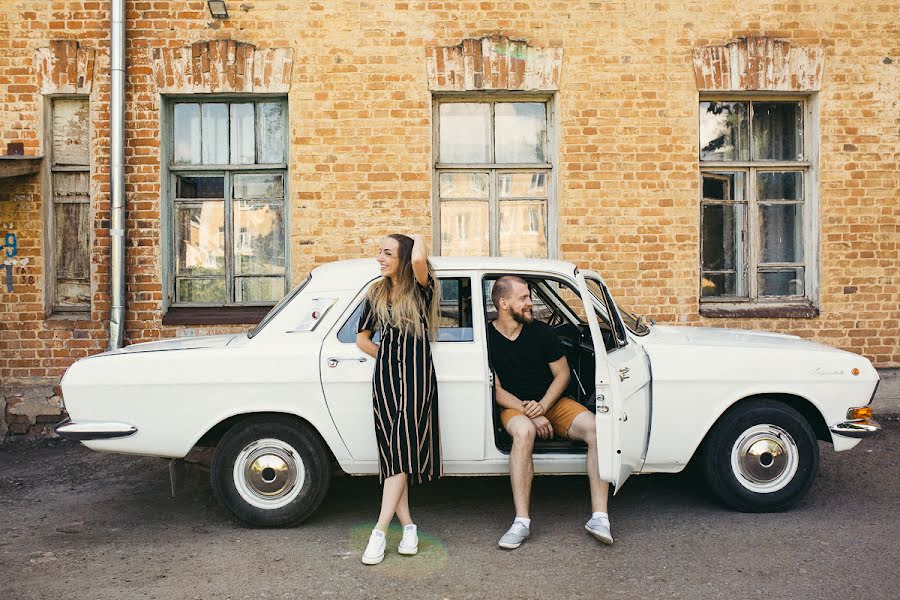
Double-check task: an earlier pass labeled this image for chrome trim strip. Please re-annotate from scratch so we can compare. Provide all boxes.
[54,418,138,441]
[830,418,881,439]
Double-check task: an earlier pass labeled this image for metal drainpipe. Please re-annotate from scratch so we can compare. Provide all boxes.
[108,0,126,350]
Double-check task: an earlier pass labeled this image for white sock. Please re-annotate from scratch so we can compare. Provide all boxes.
[371,528,385,537]
[514,516,531,528]
[404,524,416,531]
[592,511,609,521]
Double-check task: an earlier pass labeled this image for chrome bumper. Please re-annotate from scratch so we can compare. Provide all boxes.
[55,418,138,441]
[830,418,881,439]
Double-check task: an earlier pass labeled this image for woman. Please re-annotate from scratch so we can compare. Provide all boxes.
[356,233,441,565]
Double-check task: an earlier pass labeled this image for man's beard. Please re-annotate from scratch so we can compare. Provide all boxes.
[511,306,534,324]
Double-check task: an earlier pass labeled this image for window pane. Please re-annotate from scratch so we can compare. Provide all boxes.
[702,172,746,201]
[233,174,284,199]
[699,101,749,161]
[176,278,227,303]
[701,273,737,298]
[52,98,90,166]
[752,102,802,161]
[56,279,91,308]
[440,201,489,255]
[759,269,805,297]
[758,171,802,201]
[230,103,255,164]
[499,201,548,258]
[439,103,490,163]
[436,278,474,342]
[54,202,90,280]
[439,172,488,199]
[176,176,224,199]
[173,103,201,164]
[257,102,285,164]
[201,103,228,164]
[175,203,225,275]
[495,103,547,163]
[234,201,285,275]
[701,203,746,271]
[235,277,284,302]
[499,172,548,198]
[760,204,804,263]
[52,172,89,201]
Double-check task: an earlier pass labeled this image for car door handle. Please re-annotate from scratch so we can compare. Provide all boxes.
[327,357,368,368]
[619,367,630,381]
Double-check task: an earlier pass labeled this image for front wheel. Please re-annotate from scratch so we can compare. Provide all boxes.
[211,417,332,527]
[701,399,819,512]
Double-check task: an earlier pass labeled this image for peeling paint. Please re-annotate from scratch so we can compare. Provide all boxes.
[692,36,824,92]
[152,40,293,94]
[426,35,563,92]
[35,40,96,95]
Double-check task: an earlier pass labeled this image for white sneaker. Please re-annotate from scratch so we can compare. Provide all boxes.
[361,529,386,565]
[498,521,531,549]
[585,515,613,545]
[398,524,418,555]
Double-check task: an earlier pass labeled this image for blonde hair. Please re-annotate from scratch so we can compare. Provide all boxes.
[366,234,441,339]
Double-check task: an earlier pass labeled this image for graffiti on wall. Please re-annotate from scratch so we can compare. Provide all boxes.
[3,232,19,292]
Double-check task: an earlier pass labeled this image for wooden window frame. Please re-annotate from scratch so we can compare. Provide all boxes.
[43,95,92,318]
[698,93,820,318]
[432,94,558,258]
[161,95,289,317]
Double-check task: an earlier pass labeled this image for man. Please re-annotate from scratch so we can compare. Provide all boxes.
[487,275,612,549]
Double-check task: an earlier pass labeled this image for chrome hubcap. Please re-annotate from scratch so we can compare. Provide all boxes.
[233,438,305,510]
[730,424,798,493]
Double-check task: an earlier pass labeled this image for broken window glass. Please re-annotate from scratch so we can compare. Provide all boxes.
[699,101,749,161]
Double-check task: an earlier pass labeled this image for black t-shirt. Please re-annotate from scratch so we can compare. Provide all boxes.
[487,320,565,402]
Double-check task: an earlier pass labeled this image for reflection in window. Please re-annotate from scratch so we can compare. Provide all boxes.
[436,99,552,258]
[699,99,810,303]
[170,99,288,305]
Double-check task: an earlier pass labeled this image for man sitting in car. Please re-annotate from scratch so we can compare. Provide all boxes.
[487,275,613,549]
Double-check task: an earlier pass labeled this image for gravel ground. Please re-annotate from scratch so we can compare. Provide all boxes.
[1,418,898,600]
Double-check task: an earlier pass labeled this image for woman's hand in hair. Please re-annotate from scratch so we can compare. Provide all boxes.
[410,234,429,287]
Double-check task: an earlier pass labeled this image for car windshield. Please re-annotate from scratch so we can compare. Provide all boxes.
[247,275,311,339]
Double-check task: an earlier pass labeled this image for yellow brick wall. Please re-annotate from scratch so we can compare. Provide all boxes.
[0,0,897,412]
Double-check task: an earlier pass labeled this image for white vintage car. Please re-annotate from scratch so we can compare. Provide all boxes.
[56,258,881,526]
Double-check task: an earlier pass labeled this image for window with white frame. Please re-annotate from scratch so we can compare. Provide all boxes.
[167,98,288,306]
[699,98,814,303]
[48,97,91,313]
[434,98,553,258]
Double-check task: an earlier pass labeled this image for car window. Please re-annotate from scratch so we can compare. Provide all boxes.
[337,277,475,343]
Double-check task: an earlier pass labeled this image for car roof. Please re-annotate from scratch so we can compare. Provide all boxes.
[309,257,579,289]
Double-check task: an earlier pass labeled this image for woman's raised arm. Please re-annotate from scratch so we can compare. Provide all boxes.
[410,234,429,287]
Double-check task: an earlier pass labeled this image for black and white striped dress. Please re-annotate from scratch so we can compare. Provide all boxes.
[357,279,441,484]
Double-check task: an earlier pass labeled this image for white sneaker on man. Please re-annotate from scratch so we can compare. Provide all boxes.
[498,521,531,549]
[398,524,418,555]
[585,514,613,545]
[361,529,386,565]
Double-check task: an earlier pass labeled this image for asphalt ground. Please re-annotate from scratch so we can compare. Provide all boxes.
[1,418,898,600]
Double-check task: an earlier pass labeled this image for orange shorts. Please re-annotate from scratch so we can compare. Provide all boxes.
[500,397,589,439]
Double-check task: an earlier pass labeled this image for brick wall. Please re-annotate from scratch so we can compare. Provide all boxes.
[1,1,897,435]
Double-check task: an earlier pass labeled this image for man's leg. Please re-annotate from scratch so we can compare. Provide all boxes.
[566,411,608,513]
[505,414,536,518]
[497,412,536,549]
[566,410,613,544]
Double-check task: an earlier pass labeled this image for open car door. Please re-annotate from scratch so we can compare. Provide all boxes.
[576,270,651,492]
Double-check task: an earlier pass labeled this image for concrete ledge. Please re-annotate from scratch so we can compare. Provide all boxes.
[873,368,900,415]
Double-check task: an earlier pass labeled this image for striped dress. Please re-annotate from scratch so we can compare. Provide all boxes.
[357,279,441,484]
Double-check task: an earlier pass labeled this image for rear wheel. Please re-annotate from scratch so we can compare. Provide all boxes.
[211,417,331,527]
[702,399,819,512]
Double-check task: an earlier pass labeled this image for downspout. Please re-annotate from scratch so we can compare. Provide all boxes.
[108,0,126,350]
